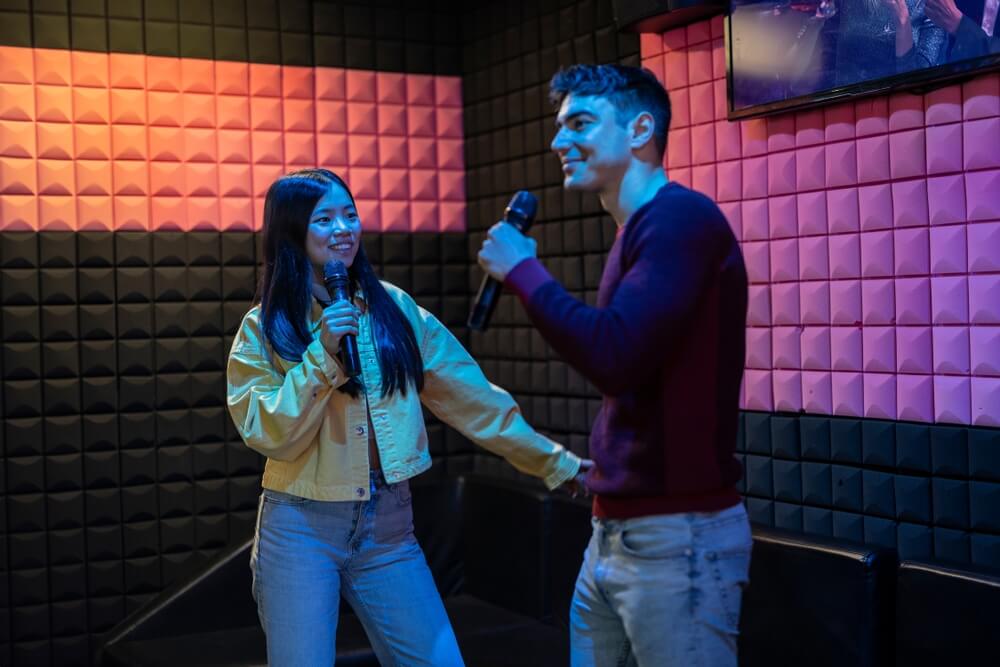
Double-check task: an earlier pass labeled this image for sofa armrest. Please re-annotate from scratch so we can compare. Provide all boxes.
[96,537,258,663]
[460,474,553,620]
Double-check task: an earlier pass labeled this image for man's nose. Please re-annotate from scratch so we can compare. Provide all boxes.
[550,128,570,153]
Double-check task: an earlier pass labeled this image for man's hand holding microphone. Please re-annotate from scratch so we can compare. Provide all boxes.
[477,218,539,282]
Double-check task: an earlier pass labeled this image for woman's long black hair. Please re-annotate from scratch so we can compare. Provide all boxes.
[256,168,423,398]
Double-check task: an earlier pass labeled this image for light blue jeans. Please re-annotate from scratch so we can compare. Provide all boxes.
[250,471,464,666]
[570,503,752,667]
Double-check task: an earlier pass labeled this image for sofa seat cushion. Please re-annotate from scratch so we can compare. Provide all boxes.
[101,594,568,667]
[447,594,568,666]
[99,612,380,667]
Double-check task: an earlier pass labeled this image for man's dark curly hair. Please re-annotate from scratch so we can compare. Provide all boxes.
[549,64,672,159]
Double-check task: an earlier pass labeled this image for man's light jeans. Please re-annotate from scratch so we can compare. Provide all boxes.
[570,503,752,667]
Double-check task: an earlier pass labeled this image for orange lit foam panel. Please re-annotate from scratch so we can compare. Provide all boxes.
[0,46,466,233]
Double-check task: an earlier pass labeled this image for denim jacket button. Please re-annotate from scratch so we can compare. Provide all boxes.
[355,425,365,435]
[355,487,365,498]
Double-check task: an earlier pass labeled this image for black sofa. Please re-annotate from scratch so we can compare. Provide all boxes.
[96,472,1000,666]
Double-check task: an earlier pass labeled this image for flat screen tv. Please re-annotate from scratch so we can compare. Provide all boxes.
[727,0,1000,118]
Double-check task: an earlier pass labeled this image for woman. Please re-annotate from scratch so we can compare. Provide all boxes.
[226,168,585,666]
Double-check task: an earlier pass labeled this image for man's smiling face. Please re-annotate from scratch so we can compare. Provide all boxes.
[550,94,633,193]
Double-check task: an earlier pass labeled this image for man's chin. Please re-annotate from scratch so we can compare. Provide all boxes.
[562,174,597,192]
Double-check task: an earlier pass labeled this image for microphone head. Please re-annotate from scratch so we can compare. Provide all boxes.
[504,190,538,228]
[323,259,349,285]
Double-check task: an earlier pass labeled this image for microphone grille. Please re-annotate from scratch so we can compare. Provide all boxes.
[323,260,348,281]
[505,190,538,223]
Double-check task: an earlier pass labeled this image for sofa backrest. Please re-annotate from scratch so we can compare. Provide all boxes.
[460,474,554,620]
[546,494,593,629]
[739,525,896,667]
[895,559,1000,666]
[411,471,466,597]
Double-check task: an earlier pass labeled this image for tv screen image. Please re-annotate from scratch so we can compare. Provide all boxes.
[727,0,1000,117]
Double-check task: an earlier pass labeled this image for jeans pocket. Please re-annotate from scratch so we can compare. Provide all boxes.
[618,527,689,560]
[706,546,751,631]
[262,489,309,506]
[390,481,412,507]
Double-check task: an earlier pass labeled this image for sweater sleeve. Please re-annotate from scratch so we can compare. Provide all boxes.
[506,198,721,397]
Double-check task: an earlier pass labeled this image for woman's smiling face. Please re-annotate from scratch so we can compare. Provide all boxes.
[304,181,362,276]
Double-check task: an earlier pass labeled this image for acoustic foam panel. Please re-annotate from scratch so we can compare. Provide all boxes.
[641,17,1000,427]
[0,46,467,234]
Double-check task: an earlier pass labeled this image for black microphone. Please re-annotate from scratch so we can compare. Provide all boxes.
[322,260,361,378]
[468,190,539,331]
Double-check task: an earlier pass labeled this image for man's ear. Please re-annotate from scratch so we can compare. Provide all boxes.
[629,111,656,151]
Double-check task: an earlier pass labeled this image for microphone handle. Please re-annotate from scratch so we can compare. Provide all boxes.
[329,285,362,378]
[467,215,532,332]
[467,275,503,331]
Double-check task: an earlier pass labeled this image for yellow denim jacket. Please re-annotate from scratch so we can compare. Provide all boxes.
[226,281,581,501]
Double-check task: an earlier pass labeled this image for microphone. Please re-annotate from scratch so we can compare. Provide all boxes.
[322,260,361,378]
[468,190,538,331]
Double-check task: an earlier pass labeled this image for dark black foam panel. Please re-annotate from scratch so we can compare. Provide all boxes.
[0,229,470,666]
[0,0,462,75]
[459,0,639,464]
[737,412,1000,568]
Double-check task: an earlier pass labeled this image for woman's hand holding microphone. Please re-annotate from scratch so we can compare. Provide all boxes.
[319,300,360,357]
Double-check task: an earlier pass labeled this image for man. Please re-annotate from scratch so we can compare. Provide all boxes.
[477,64,751,666]
[926,0,1000,60]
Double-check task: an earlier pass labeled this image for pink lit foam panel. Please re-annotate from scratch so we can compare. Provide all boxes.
[0,46,466,234]
[643,17,1000,427]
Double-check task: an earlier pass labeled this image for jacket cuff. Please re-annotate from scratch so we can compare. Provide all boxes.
[505,258,556,303]
[543,449,582,491]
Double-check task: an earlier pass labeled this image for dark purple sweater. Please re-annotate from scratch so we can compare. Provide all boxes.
[506,183,747,518]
